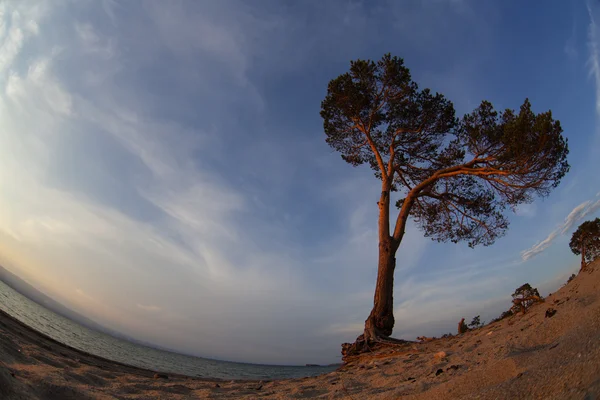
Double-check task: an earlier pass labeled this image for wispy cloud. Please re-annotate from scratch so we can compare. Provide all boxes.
[137,304,162,312]
[0,2,43,75]
[588,0,600,116]
[515,203,538,218]
[75,22,115,59]
[521,195,600,261]
[565,40,578,61]
[565,10,578,60]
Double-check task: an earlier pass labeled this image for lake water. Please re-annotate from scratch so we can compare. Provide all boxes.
[0,280,337,380]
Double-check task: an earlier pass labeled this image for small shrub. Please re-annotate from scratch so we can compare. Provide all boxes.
[468,315,484,329]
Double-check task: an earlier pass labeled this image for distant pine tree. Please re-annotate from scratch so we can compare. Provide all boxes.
[511,283,542,313]
[468,315,483,329]
[569,218,600,270]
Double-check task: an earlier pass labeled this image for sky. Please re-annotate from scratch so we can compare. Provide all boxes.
[0,0,599,366]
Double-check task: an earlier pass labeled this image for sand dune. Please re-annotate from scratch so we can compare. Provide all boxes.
[1,260,600,399]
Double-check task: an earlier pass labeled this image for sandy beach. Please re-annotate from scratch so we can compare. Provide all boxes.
[1,260,600,399]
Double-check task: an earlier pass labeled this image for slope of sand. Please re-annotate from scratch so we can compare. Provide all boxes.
[1,260,600,399]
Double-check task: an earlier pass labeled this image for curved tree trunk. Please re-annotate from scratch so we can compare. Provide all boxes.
[362,186,401,343]
[364,240,396,342]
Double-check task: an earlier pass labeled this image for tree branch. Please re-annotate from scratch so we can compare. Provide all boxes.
[421,191,496,239]
[391,157,500,241]
[355,120,389,184]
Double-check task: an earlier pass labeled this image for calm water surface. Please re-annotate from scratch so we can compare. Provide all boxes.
[0,280,336,379]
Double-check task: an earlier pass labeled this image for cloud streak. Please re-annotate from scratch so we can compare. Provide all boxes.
[521,196,600,261]
[588,0,600,117]
[137,304,162,312]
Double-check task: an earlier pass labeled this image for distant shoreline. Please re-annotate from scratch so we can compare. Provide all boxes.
[0,276,338,372]
[0,306,335,381]
[0,307,216,381]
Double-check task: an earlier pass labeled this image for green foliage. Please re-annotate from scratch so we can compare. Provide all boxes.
[468,315,484,329]
[320,53,570,248]
[569,218,600,267]
[567,273,576,284]
[511,283,542,313]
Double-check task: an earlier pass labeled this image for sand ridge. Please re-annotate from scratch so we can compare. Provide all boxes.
[1,260,600,399]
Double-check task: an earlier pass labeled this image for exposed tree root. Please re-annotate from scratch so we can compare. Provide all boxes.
[341,333,414,362]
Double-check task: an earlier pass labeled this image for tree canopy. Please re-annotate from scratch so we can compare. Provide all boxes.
[511,283,542,313]
[569,218,600,269]
[321,54,570,250]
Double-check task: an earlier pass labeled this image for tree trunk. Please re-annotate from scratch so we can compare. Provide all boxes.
[581,242,587,271]
[363,240,397,342]
[363,186,400,343]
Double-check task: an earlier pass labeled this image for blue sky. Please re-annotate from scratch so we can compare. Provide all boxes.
[0,0,599,365]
